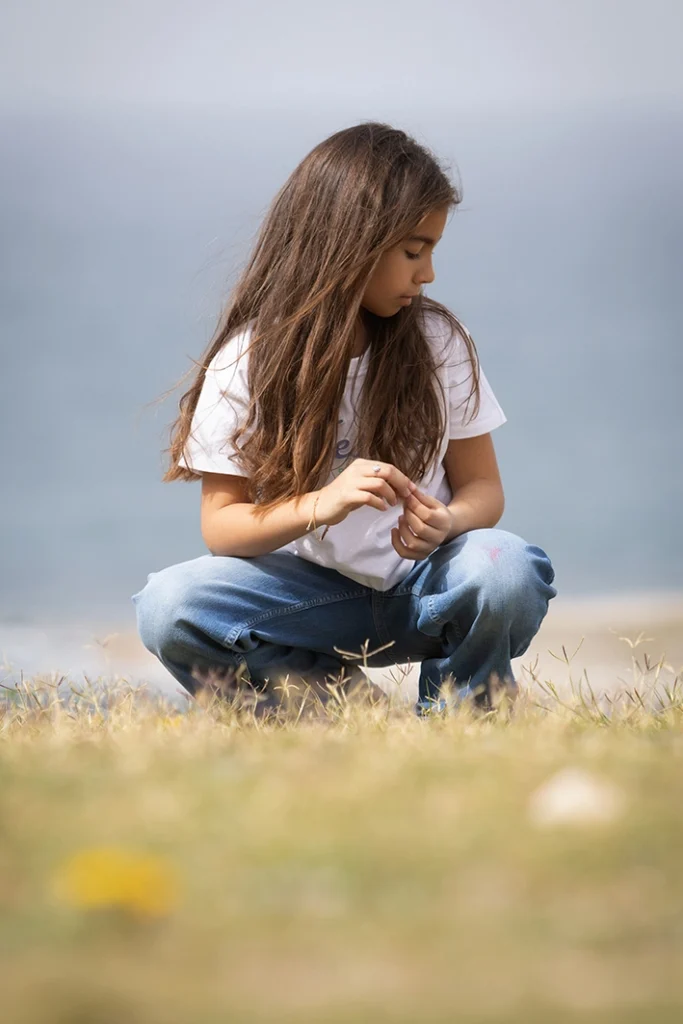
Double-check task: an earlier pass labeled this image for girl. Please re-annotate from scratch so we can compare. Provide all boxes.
[133,122,557,716]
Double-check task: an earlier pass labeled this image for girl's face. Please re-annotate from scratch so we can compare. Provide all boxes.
[361,205,449,317]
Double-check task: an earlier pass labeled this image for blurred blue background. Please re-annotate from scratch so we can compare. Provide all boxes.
[1,0,682,633]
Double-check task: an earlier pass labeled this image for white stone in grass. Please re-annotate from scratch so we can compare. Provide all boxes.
[528,767,626,827]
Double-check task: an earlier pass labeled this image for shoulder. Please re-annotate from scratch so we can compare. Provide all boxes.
[205,319,255,381]
[420,305,476,367]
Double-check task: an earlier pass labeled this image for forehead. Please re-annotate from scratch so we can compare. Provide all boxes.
[406,206,449,244]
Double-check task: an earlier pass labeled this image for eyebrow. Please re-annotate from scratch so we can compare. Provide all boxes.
[406,234,442,246]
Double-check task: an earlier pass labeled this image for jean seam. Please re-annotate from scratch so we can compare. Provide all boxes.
[223,588,369,646]
[423,595,464,643]
[371,590,394,649]
[427,595,446,628]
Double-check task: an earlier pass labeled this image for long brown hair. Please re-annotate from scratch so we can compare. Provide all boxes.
[165,121,482,518]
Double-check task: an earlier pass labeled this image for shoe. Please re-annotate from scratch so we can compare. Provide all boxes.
[414,698,449,717]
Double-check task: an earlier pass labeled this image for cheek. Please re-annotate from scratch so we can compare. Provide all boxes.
[361,251,409,313]
[363,269,388,305]
[373,254,406,293]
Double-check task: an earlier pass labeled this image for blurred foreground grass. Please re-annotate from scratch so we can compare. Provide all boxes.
[1,658,683,1024]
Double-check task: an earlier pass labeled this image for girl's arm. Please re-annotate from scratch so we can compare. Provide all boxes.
[442,433,505,540]
[200,473,320,558]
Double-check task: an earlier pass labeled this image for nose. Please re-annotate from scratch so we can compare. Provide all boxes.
[415,256,435,286]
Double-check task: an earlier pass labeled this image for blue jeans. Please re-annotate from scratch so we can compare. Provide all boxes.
[132,528,556,715]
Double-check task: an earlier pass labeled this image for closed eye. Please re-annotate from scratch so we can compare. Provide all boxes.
[405,250,422,260]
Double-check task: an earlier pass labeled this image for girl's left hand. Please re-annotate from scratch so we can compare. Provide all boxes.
[391,486,454,560]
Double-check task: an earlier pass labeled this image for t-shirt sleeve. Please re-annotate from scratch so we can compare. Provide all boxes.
[442,322,508,439]
[178,327,253,476]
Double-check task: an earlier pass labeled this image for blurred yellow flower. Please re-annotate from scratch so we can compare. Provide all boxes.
[52,846,178,918]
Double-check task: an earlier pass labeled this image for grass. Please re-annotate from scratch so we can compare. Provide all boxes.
[1,639,682,1024]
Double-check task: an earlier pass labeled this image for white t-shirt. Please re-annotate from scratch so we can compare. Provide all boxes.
[180,313,507,591]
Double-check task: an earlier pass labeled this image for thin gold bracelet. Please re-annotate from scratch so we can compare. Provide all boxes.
[306,492,329,541]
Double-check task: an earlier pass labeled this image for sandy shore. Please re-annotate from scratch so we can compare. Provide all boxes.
[371,589,683,702]
[2,590,682,705]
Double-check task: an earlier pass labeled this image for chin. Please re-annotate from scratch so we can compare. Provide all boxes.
[361,302,404,319]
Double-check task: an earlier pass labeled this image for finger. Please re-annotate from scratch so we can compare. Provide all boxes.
[409,487,438,508]
[396,519,432,554]
[392,527,429,559]
[400,508,441,540]
[369,463,412,501]
[397,512,420,542]
[391,527,417,558]
[402,497,443,533]
[396,518,418,549]
[389,466,417,497]
[403,491,433,517]
[366,479,399,506]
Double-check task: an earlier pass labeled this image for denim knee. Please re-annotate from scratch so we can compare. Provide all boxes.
[467,529,556,624]
[132,565,190,658]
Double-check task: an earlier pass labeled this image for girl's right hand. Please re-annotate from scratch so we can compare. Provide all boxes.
[314,458,417,528]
